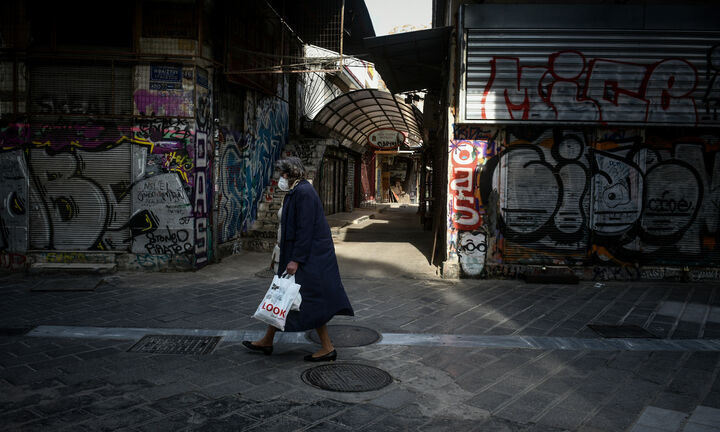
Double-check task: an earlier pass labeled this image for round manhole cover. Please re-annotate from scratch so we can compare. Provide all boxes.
[306,325,381,347]
[301,363,393,392]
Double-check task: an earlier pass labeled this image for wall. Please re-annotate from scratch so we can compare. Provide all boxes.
[217,83,289,245]
[0,61,213,271]
[449,3,720,279]
[461,4,720,127]
[449,125,720,278]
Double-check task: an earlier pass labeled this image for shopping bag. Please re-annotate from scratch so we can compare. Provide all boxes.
[252,273,301,331]
[289,274,302,311]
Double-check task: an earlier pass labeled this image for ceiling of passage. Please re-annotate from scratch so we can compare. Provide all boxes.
[311,89,423,150]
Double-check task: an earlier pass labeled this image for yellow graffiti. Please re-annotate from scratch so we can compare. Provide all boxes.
[12,197,24,213]
[117,135,155,153]
[143,213,156,232]
[171,168,189,184]
[588,245,633,266]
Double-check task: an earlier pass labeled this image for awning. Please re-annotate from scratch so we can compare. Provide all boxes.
[312,89,423,150]
[363,27,452,94]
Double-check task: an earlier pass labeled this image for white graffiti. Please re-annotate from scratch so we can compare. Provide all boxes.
[0,150,28,251]
[458,231,487,276]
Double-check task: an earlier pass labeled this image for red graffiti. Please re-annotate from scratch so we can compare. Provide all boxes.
[449,140,484,230]
[481,50,699,125]
[0,252,28,271]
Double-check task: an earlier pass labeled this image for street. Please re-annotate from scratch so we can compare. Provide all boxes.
[1,205,720,431]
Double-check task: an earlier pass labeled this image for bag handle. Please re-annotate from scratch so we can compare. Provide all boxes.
[280,271,293,279]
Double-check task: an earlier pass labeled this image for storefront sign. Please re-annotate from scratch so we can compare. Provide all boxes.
[368,128,406,149]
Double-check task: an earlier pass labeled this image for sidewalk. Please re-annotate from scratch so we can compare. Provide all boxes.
[1,208,720,431]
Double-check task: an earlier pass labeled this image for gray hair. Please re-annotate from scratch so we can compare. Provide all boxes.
[275,156,306,179]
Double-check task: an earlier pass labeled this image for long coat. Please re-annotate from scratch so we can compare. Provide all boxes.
[278,179,354,331]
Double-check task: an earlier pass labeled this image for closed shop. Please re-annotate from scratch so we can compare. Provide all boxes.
[451,3,720,275]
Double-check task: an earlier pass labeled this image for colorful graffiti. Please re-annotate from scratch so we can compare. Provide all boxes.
[0,114,201,266]
[454,126,720,268]
[480,49,719,126]
[447,127,499,270]
[218,90,289,241]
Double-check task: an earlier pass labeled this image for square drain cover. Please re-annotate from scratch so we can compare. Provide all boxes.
[588,324,659,339]
[128,335,221,355]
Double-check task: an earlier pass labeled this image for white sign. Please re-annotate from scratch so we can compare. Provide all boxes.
[368,128,406,149]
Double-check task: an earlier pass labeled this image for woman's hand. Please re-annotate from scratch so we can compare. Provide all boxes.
[286,260,299,275]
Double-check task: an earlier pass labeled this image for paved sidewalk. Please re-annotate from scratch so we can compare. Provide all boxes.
[1,206,720,431]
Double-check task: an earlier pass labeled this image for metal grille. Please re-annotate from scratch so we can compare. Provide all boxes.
[463,28,720,126]
[26,63,133,251]
[29,64,133,116]
[320,148,347,215]
[301,71,343,120]
[301,363,393,392]
[500,127,590,265]
[128,335,222,355]
[284,0,344,54]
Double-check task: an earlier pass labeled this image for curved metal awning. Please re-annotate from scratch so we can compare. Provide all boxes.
[311,89,423,151]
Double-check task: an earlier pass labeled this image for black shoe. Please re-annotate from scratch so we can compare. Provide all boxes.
[242,341,273,356]
[304,350,337,362]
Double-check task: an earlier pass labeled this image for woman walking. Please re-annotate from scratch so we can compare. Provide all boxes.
[243,157,354,361]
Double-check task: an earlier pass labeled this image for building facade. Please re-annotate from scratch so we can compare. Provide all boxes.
[434,1,720,281]
[0,0,374,272]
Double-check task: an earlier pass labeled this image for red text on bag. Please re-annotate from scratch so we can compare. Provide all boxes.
[262,302,286,318]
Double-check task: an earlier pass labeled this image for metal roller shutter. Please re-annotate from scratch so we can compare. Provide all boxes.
[27,63,132,251]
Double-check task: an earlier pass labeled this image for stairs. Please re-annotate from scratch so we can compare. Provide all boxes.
[240,140,328,252]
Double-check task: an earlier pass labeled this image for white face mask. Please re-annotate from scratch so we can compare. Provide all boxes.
[278,177,290,191]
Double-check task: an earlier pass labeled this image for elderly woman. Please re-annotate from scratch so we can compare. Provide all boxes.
[243,156,354,361]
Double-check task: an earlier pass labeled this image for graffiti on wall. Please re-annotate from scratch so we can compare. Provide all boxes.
[194,88,212,266]
[457,230,488,276]
[0,116,200,266]
[0,147,27,252]
[457,126,720,267]
[218,88,288,241]
[447,126,500,273]
[480,49,720,125]
[130,173,193,255]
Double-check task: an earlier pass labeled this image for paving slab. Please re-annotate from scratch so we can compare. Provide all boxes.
[2,206,720,431]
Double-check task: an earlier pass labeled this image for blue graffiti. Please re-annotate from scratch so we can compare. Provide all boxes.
[219,96,288,241]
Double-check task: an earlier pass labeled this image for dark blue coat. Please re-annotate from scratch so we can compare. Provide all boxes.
[278,179,354,331]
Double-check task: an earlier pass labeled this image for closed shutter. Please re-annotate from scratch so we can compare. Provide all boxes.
[27,63,132,251]
[319,148,347,215]
[462,6,720,127]
[500,127,590,264]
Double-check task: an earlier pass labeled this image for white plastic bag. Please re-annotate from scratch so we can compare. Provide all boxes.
[287,274,302,311]
[252,273,301,331]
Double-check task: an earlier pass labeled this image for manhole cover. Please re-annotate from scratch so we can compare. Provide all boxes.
[128,335,221,354]
[306,325,381,347]
[301,363,393,392]
[588,324,659,339]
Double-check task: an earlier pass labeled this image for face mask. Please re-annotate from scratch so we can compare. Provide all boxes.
[278,177,290,191]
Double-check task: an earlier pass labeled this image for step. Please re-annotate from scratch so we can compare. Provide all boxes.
[30,262,117,273]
